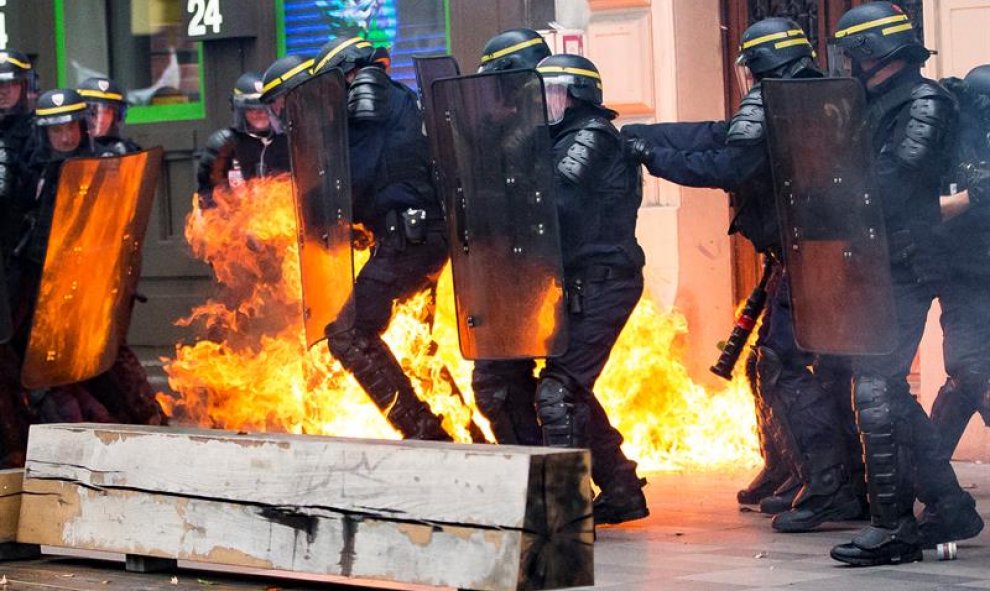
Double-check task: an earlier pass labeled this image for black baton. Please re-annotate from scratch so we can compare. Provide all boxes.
[710,255,774,381]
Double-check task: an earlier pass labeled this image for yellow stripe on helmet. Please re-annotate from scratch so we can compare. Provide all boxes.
[882,22,915,36]
[262,58,315,94]
[312,37,373,74]
[78,89,125,102]
[0,55,31,70]
[774,38,812,50]
[536,65,601,80]
[741,29,807,50]
[834,14,909,38]
[480,37,545,63]
[36,102,87,117]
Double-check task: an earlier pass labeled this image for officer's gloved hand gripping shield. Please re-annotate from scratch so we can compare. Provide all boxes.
[762,77,896,355]
[431,69,568,360]
[21,148,162,388]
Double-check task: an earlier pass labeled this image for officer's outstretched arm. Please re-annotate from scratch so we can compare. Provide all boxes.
[622,121,728,152]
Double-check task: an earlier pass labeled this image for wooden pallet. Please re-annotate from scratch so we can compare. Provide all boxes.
[0,468,40,560]
[18,424,594,591]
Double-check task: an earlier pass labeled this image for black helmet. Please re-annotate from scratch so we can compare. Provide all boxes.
[230,71,271,133]
[536,54,605,125]
[0,49,37,115]
[964,64,990,97]
[536,54,603,105]
[260,55,314,104]
[478,28,551,73]
[311,36,377,76]
[77,76,126,106]
[77,77,128,138]
[232,71,264,108]
[34,88,89,127]
[738,18,815,77]
[829,2,929,80]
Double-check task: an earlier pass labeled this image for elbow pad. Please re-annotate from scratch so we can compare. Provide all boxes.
[348,67,391,123]
[895,84,956,170]
[726,87,765,147]
[557,121,619,186]
[197,128,237,192]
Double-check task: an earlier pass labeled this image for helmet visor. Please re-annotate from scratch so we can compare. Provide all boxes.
[543,79,570,125]
[87,103,118,138]
[827,42,854,78]
[266,96,286,134]
[734,56,755,99]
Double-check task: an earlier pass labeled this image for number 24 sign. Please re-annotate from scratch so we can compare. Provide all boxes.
[184,0,256,40]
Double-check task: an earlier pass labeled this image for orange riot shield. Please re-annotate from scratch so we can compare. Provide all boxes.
[21,148,162,389]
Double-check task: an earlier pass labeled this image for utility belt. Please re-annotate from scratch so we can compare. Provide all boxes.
[380,208,444,251]
[566,263,640,314]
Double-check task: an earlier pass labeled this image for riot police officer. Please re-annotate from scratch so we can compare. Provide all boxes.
[4,89,107,426]
[533,54,648,524]
[468,28,552,446]
[198,70,291,208]
[478,28,551,74]
[826,2,983,566]
[77,76,140,155]
[622,19,864,533]
[310,37,451,441]
[0,49,36,468]
[929,65,990,463]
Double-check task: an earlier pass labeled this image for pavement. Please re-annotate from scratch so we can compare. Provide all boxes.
[2,462,988,590]
[583,461,990,591]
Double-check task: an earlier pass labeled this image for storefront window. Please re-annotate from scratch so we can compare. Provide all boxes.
[278,0,448,92]
[55,0,205,124]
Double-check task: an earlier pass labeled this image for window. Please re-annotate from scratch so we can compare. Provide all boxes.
[277,0,449,92]
[55,0,205,124]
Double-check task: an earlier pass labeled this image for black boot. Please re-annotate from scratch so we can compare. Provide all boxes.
[759,475,800,514]
[329,328,451,441]
[831,517,923,566]
[739,351,790,504]
[594,476,649,525]
[833,377,921,567]
[772,463,863,532]
[918,491,984,549]
[930,379,981,463]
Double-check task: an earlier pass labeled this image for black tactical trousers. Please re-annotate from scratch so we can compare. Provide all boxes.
[472,359,540,445]
[930,274,990,461]
[326,229,451,439]
[852,268,966,529]
[755,270,853,482]
[539,269,642,492]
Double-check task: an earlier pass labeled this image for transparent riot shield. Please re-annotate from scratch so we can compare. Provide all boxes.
[433,70,567,360]
[763,78,896,355]
[414,55,460,172]
[285,68,355,349]
[0,265,11,344]
[21,148,162,388]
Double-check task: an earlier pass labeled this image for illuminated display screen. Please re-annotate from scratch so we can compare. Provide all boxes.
[282,0,448,91]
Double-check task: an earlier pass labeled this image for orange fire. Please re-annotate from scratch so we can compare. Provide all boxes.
[162,177,760,471]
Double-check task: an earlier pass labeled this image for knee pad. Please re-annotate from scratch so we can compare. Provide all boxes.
[536,376,587,448]
[327,328,376,371]
[755,346,783,396]
[474,384,509,419]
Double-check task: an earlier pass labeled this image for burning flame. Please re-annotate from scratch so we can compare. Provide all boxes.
[162,177,760,471]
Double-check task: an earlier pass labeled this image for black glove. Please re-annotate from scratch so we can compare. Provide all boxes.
[622,135,655,166]
[959,161,990,205]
